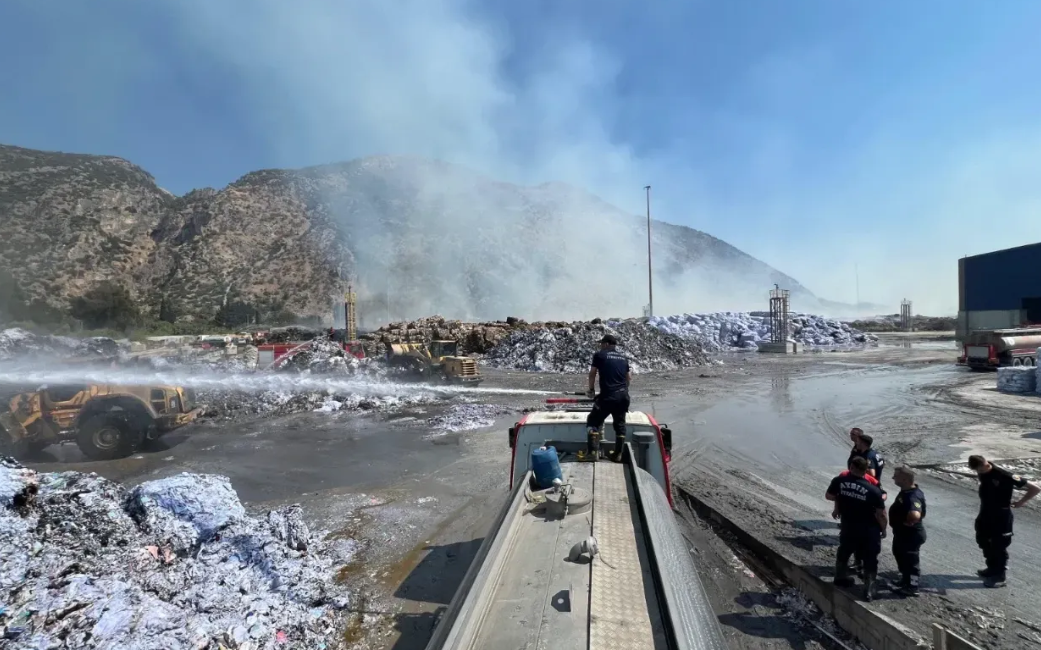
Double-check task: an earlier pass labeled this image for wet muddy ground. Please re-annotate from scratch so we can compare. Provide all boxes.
[20,333,1041,650]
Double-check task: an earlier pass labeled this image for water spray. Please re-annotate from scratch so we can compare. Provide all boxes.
[0,364,554,399]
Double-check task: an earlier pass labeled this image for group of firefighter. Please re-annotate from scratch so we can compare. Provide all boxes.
[830,427,1040,600]
[582,334,1041,600]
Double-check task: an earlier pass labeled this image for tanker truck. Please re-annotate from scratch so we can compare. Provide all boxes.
[958,327,1041,370]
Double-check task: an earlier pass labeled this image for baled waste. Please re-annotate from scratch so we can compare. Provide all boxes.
[996,366,1036,394]
[0,459,355,650]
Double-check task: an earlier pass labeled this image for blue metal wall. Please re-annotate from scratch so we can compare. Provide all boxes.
[961,242,1041,311]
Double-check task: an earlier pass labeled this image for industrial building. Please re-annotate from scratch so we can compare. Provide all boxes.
[958,241,1041,341]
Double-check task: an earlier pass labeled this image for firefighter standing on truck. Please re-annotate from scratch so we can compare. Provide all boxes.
[889,466,926,597]
[585,334,631,462]
[826,456,888,601]
[968,454,1040,587]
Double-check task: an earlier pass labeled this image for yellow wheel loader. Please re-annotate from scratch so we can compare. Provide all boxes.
[0,384,202,460]
[384,340,482,385]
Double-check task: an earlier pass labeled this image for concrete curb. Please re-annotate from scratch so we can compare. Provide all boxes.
[677,486,943,650]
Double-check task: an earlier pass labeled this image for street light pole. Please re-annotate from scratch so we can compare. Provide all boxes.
[645,185,654,318]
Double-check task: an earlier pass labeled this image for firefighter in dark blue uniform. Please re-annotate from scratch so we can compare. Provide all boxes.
[848,433,886,494]
[585,334,631,462]
[969,454,1040,587]
[889,465,926,596]
[827,456,888,601]
[847,430,886,577]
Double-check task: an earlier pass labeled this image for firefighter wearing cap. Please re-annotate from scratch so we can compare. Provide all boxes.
[968,454,1041,587]
[585,333,631,462]
[849,433,886,491]
[889,465,926,596]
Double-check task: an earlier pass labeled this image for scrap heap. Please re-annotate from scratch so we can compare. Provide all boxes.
[0,458,355,650]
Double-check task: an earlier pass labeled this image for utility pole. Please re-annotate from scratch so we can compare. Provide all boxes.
[855,263,860,311]
[645,185,654,318]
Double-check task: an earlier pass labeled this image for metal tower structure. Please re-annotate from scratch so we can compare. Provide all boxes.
[769,284,791,343]
[345,284,358,341]
[900,299,913,332]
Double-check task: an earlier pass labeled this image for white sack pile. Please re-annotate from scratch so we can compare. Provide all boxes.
[997,366,1037,394]
[483,320,709,372]
[0,460,355,650]
[647,312,879,352]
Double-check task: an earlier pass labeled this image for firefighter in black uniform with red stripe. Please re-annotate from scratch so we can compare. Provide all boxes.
[969,454,1040,587]
[585,334,631,462]
[827,456,888,601]
[847,428,886,577]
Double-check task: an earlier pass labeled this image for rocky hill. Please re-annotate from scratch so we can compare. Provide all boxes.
[0,143,824,326]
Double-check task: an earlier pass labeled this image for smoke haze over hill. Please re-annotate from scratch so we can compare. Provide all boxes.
[5,1,1041,315]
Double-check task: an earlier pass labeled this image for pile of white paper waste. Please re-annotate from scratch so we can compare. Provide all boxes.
[0,459,356,650]
[646,312,879,352]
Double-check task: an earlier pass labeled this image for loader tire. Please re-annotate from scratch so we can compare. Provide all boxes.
[76,414,144,461]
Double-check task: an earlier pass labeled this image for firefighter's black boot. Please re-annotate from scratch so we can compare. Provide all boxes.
[585,428,600,461]
[895,575,920,597]
[864,573,878,601]
[834,560,854,587]
[610,436,625,462]
[983,572,1007,588]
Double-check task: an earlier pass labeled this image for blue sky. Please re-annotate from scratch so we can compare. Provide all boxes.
[3,0,1041,313]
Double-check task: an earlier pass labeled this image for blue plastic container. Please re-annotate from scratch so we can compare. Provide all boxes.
[531,446,563,489]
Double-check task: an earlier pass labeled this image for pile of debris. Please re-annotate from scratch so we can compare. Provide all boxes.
[261,327,325,344]
[135,345,260,374]
[647,312,878,351]
[360,316,523,355]
[0,328,123,362]
[483,319,709,372]
[425,403,516,433]
[0,459,355,650]
[845,314,957,332]
[272,338,386,379]
[197,385,445,420]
